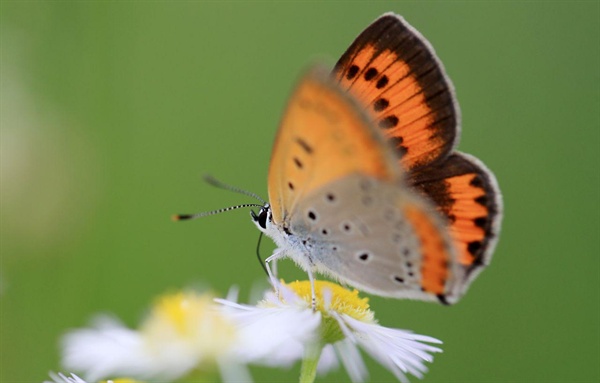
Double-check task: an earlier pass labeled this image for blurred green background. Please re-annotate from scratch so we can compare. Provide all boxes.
[1,1,598,382]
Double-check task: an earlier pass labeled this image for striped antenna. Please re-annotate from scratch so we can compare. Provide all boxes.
[203,175,266,205]
[172,203,264,221]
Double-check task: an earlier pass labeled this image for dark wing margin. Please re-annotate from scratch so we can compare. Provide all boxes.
[409,152,503,284]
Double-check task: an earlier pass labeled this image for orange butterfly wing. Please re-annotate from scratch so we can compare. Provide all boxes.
[332,13,458,172]
[268,67,402,226]
[409,153,502,281]
[267,67,469,303]
[333,13,502,290]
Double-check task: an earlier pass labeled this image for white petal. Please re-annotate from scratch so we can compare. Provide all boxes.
[44,372,88,383]
[61,315,196,382]
[61,316,145,381]
[217,357,253,383]
[217,300,321,366]
[329,310,357,343]
[316,344,339,375]
[259,282,307,309]
[225,285,240,303]
[248,280,271,304]
[333,339,368,383]
[322,287,333,312]
[215,298,255,312]
[338,314,442,382]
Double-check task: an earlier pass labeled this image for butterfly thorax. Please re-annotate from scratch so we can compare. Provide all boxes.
[251,204,317,271]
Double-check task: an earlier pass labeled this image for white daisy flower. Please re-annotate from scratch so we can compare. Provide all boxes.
[61,290,251,383]
[217,280,442,383]
[44,372,142,383]
[217,286,322,367]
[44,372,88,383]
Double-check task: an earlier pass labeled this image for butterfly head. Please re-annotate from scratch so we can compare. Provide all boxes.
[250,203,293,254]
[250,203,271,233]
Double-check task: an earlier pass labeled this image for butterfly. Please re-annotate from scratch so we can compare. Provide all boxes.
[249,13,502,305]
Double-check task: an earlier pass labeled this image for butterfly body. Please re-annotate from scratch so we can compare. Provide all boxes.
[251,13,502,305]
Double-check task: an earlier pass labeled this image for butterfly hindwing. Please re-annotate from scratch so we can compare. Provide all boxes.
[268,67,402,225]
[333,13,459,172]
[409,152,503,285]
[289,173,464,303]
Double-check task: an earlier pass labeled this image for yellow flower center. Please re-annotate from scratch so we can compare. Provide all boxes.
[151,291,193,335]
[141,290,237,357]
[285,280,374,323]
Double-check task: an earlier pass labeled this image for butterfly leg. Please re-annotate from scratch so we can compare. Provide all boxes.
[266,249,285,297]
[306,267,317,312]
[271,259,278,279]
[265,261,279,297]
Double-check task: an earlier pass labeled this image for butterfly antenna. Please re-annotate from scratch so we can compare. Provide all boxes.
[172,203,263,221]
[203,175,267,205]
[255,232,268,276]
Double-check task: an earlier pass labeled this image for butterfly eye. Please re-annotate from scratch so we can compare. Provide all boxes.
[251,206,270,230]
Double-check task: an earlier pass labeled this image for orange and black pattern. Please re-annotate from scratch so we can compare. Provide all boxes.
[410,153,501,280]
[333,14,502,298]
[333,13,458,172]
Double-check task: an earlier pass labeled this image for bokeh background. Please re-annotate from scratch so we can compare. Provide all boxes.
[2,1,598,382]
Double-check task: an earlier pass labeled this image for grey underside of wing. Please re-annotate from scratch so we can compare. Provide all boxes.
[288,173,438,300]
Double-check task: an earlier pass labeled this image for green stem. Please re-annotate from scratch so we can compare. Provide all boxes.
[299,345,323,383]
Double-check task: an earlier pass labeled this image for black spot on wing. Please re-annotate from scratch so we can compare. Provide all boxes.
[376,75,389,89]
[364,67,378,81]
[373,98,389,112]
[474,217,487,228]
[347,65,359,80]
[295,138,313,154]
[467,240,482,255]
[293,157,303,169]
[378,115,399,129]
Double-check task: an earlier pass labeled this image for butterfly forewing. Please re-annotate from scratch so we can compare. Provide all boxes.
[333,13,459,172]
[268,67,402,225]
